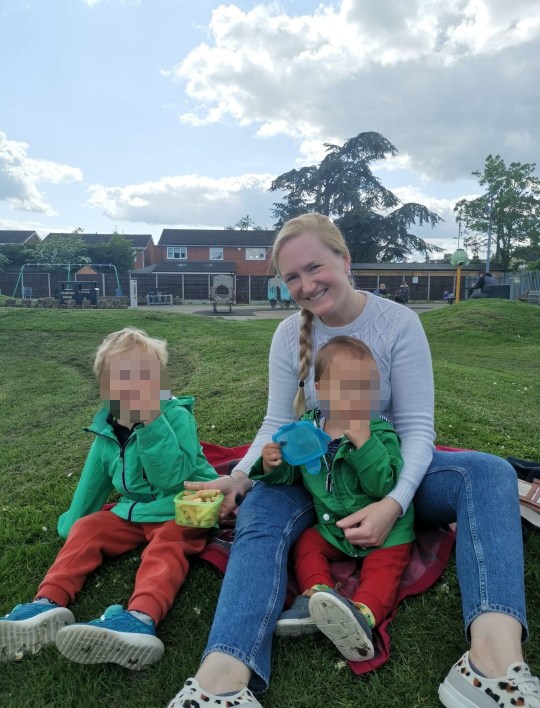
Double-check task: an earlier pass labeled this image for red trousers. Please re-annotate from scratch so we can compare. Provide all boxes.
[293,527,412,626]
[37,511,208,625]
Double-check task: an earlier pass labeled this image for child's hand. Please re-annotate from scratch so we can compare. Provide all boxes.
[344,422,371,449]
[262,442,283,474]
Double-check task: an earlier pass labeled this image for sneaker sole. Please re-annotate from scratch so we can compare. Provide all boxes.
[308,592,374,662]
[275,617,319,637]
[0,607,75,662]
[55,624,164,670]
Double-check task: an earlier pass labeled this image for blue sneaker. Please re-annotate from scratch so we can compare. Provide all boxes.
[308,589,374,661]
[275,594,318,637]
[55,605,164,670]
[0,602,75,661]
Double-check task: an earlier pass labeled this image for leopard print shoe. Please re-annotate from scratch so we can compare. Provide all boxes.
[439,651,540,708]
[166,677,263,708]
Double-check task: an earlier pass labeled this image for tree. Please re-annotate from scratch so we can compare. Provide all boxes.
[0,253,8,273]
[0,242,37,266]
[225,214,263,230]
[86,233,136,272]
[454,155,540,270]
[32,232,89,267]
[270,131,442,262]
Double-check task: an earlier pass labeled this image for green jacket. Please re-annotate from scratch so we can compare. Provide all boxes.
[57,397,218,539]
[250,411,414,557]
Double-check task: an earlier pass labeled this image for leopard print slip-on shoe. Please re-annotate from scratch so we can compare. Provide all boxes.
[166,677,263,708]
[439,651,540,708]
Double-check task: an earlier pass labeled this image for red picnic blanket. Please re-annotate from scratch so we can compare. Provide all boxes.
[199,441,457,677]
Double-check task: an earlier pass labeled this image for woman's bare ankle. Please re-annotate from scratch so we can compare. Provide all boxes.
[469,612,524,678]
[195,652,251,695]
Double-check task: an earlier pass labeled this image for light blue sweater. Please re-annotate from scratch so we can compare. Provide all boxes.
[234,291,435,514]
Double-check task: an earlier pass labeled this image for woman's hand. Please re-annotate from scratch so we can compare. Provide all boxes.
[184,472,252,520]
[336,497,402,548]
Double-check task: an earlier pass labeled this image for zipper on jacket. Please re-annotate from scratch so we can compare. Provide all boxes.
[127,501,138,521]
[119,436,136,493]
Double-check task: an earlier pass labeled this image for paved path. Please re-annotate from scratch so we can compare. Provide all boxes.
[137,301,447,320]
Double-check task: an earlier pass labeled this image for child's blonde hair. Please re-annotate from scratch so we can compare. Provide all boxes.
[272,213,352,417]
[314,336,375,383]
[93,327,168,379]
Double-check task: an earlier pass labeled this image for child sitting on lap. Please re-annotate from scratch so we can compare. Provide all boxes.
[250,336,414,662]
[0,327,219,670]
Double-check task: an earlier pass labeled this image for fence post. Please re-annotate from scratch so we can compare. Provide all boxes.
[427,275,431,301]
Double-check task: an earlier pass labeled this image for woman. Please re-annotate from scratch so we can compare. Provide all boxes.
[168,213,538,708]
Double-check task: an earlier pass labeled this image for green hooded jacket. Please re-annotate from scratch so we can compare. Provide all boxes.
[57,396,218,539]
[250,411,414,557]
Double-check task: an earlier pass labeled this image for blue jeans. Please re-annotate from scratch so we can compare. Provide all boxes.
[202,451,527,692]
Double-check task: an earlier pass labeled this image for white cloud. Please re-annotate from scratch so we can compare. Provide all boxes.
[165,0,540,181]
[87,172,276,227]
[0,132,83,214]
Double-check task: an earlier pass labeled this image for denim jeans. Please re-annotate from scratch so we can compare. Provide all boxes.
[203,450,527,692]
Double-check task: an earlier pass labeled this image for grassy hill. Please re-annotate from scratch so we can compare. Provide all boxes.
[0,301,538,708]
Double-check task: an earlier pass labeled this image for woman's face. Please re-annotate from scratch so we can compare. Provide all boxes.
[277,231,351,323]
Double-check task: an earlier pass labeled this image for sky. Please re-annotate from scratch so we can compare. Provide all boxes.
[1,0,539,257]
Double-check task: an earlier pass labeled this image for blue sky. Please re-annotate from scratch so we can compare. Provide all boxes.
[1,0,539,256]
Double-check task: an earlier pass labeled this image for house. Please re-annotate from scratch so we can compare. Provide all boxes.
[156,229,275,276]
[0,230,41,246]
[130,229,276,303]
[44,233,157,269]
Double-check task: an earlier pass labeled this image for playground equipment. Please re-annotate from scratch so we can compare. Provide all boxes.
[267,275,294,309]
[450,249,470,304]
[209,273,236,313]
[13,263,121,299]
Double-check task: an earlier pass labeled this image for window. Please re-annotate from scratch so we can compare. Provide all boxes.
[209,247,223,260]
[167,246,187,260]
[245,247,266,260]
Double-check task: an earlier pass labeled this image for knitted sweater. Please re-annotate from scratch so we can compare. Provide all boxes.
[234,292,435,514]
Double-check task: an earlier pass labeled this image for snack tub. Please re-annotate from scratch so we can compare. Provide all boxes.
[174,489,224,528]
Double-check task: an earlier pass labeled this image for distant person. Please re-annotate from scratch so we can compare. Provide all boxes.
[394,281,409,304]
[469,271,496,298]
[378,282,388,298]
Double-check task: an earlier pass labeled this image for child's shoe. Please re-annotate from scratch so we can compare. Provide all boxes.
[166,677,263,707]
[439,651,540,708]
[55,604,164,670]
[275,594,318,637]
[0,602,75,661]
[308,588,374,661]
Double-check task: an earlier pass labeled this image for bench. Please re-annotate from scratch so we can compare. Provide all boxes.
[528,291,540,305]
[146,293,173,306]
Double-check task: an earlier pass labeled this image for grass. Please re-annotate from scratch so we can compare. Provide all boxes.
[0,300,539,708]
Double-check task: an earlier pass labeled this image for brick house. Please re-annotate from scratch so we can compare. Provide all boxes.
[131,229,276,303]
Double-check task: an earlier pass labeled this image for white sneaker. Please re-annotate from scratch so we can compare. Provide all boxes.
[439,651,540,708]
[166,677,263,707]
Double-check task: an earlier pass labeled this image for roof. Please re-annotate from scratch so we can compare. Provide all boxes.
[45,233,152,248]
[351,262,504,272]
[158,229,275,247]
[0,230,40,244]
[132,260,236,275]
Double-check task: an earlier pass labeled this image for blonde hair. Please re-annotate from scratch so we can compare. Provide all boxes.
[314,336,375,382]
[272,213,352,416]
[93,327,168,379]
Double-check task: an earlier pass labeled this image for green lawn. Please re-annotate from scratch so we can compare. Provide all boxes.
[0,301,539,708]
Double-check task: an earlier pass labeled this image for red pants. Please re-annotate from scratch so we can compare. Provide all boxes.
[37,511,208,625]
[293,527,412,626]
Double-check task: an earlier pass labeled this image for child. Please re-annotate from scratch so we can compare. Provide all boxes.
[0,327,220,670]
[250,336,414,662]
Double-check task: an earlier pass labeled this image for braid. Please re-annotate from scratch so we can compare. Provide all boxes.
[293,308,314,417]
